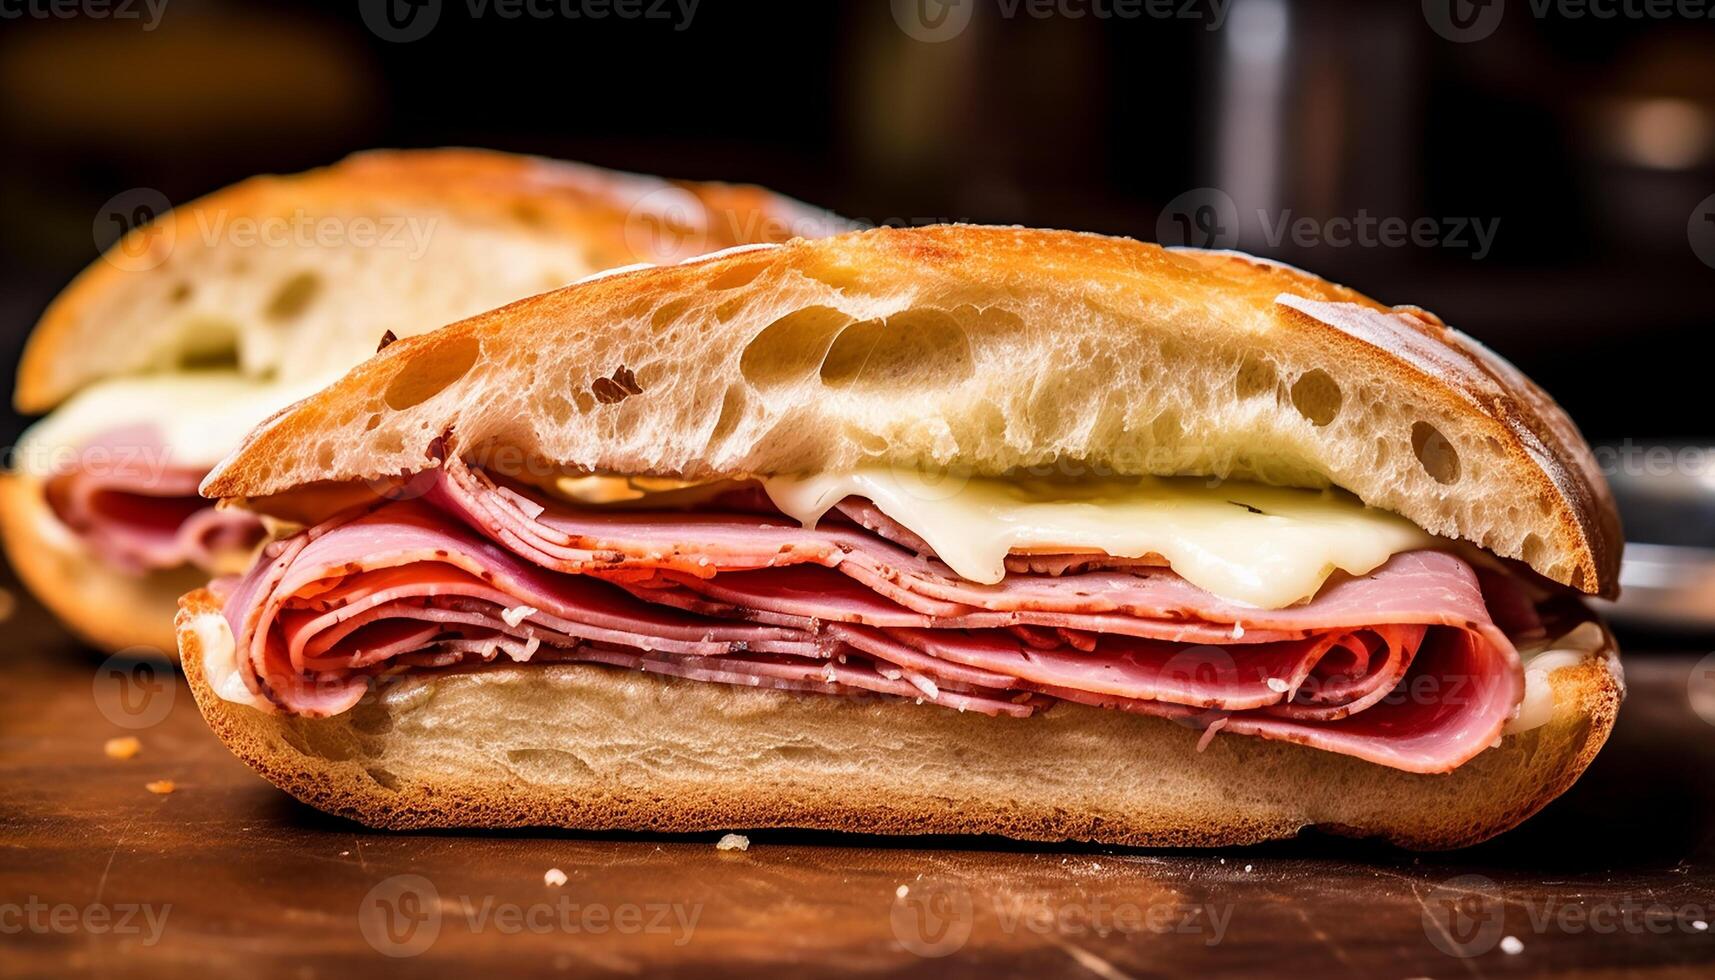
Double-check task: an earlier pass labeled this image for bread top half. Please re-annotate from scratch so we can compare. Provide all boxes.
[201,224,1621,598]
[16,147,850,413]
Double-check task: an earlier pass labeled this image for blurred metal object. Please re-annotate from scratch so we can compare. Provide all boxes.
[1214,0,1291,227]
[1595,443,1715,632]
[1602,543,1715,633]
[1209,0,1421,263]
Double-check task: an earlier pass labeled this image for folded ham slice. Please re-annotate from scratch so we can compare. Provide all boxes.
[218,457,1532,773]
[44,426,263,574]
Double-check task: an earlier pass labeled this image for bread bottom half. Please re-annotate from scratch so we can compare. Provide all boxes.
[0,473,198,655]
[178,587,1623,849]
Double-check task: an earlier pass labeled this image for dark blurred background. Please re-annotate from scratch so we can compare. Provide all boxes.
[2,0,1712,448]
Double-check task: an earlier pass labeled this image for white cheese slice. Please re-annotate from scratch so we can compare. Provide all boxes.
[12,370,336,477]
[763,467,1433,609]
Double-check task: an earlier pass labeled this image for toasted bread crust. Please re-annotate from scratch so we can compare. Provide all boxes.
[16,147,848,412]
[203,226,1620,596]
[178,587,1623,849]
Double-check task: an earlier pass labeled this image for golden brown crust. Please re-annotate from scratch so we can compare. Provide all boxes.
[0,474,193,654]
[178,587,1623,849]
[16,147,848,412]
[204,225,1620,596]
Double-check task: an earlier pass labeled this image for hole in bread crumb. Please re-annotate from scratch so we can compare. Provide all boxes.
[543,393,576,425]
[707,385,748,450]
[1411,421,1461,484]
[173,319,240,370]
[715,295,750,322]
[799,262,859,292]
[740,306,853,389]
[1290,370,1342,426]
[364,766,401,791]
[264,271,322,322]
[707,258,771,291]
[1233,356,1277,399]
[819,309,972,391]
[509,201,547,228]
[650,296,694,332]
[1521,532,1547,567]
[1151,410,1182,443]
[383,335,480,410]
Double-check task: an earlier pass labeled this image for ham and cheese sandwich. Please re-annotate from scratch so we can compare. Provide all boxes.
[4,148,843,653]
[179,225,1623,848]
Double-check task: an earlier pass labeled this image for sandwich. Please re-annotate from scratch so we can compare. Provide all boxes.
[178,225,1623,848]
[4,148,844,653]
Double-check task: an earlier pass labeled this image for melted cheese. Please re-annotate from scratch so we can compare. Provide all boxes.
[1503,621,1608,735]
[13,370,335,476]
[763,468,1433,609]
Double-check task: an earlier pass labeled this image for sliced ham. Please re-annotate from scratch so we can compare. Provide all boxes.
[44,425,262,574]
[219,459,1531,773]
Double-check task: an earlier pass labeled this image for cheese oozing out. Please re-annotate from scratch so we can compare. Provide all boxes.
[762,467,1435,609]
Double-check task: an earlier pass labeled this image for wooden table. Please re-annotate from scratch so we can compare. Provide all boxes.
[4,577,1714,979]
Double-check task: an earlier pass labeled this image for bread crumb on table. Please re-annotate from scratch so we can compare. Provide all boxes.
[145,780,175,795]
[716,833,750,852]
[544,868,567,887]
[104,737,141,760]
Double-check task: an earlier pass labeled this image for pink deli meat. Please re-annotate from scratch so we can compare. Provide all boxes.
[218,458,1531,773]
[45,425,263,573]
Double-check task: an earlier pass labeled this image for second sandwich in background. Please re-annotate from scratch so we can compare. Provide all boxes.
[3,148,846,653]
